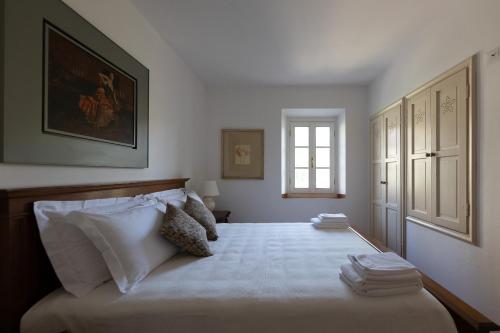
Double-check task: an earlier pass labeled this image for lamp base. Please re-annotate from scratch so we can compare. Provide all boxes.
[203,196,216,211]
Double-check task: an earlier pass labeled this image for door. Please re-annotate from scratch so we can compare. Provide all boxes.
[383,104,402,254]
[371,103,403,255]
[407,89,432,222]
[430,68,469,233]
[371,115,385,244]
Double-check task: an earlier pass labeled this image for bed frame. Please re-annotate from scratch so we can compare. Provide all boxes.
[0,178,498,333]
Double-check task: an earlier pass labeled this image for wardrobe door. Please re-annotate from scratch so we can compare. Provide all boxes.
[383,104,401,254]
[371,115,385,244]
[430,68,469,233]
[407,89,432,222]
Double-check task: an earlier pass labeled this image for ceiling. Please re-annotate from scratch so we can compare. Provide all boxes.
[131,0,450,86]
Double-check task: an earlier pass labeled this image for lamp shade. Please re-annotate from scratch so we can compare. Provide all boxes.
[200,180,219,197]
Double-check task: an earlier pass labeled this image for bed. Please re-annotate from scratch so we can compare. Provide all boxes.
[1,178,497,333]
[20,223,456,333]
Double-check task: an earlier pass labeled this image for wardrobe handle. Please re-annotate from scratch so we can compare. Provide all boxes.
[380,181,387,185]
[425,153,431,157]
[430,152,436,157]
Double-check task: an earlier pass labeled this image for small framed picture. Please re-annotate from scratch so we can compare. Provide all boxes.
[221,129,264,179]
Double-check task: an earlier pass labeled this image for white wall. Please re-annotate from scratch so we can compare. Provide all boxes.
[206,85,371,233]
[369,0,500,323]
[0,0,207,189]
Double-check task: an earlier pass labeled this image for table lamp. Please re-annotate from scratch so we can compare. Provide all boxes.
[200,180,219,211]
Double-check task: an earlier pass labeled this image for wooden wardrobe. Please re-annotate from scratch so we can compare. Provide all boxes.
[370,57,476,254]
[406,59,475,243]
[371,101,403,255]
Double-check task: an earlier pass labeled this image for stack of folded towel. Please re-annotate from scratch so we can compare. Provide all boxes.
[311,213,349,229]
[340,252,423,296]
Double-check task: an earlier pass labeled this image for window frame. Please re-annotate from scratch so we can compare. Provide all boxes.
[286,118,336,195]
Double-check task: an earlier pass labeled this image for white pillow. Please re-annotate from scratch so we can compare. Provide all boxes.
[140,188,204,208]
[68,203,177,293]
[34,197,156,297]
[185,190,204,203]
[136,188,186,207]
[137,188,185,201]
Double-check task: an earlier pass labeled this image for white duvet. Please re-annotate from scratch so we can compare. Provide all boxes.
[21,223,457,333]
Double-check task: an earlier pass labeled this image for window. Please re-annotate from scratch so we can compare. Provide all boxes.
[287,119,336,194]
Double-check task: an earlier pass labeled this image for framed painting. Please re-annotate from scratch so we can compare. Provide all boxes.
[221,129,264,179]
[43,21,137,148]
[0,0,149,168]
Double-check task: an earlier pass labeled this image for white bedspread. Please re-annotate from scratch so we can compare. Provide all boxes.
[21,223,457,333]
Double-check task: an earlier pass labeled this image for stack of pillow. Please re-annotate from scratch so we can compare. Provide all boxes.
[34,188,218,296]
[339,252,423,296]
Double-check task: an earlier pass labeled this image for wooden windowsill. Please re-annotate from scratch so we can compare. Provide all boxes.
[281,193,346,199]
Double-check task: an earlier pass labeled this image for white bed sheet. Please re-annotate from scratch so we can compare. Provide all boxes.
[21,223,457,333]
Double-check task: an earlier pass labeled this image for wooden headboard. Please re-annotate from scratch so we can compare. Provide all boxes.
[0,178,189,333]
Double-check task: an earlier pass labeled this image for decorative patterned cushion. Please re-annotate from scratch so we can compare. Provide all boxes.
[160,204,212,257]
[183,196,219,241]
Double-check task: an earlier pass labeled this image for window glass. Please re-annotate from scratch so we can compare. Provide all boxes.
[315,127,330,147]
[316,169,330,188]
[294,148,309,168]
[294,127,309,146]
[315,148,330,168]
[295,169,309,188]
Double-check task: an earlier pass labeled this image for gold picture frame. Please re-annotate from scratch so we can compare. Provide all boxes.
[221,129,264,179]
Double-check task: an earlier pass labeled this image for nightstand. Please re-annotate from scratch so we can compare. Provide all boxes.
[213,210,231,223]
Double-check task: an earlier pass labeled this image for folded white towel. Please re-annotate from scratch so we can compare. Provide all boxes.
[313,224,348,230]
[318,213,348,223]
[319,213,347,219]
[316,220,348,225]
[351,263,422,281]
[348,253,417,275]
[311,217,348,229]
[340,264,422,290]
[319,218,348,223]
[340,253,422,297]
[339,272,422,297]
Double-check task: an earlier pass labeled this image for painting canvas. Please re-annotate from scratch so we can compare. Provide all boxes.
[234,145,251,165]
[43,21,137,147]
[222,129,264,179]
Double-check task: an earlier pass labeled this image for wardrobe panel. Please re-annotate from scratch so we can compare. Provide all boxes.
[372,117,383,161]
[385,112,399,159]
[386,161,398,206]
[373,163,383,202]
[430,68,468,233]
[437,156,458,220]
[407,89,432,222]
[373,204,385,244]
[410,93,430,154]
[386,208,400,253]
[412,158,429,213]
[371,116,384,205]
[436,83,459,151]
